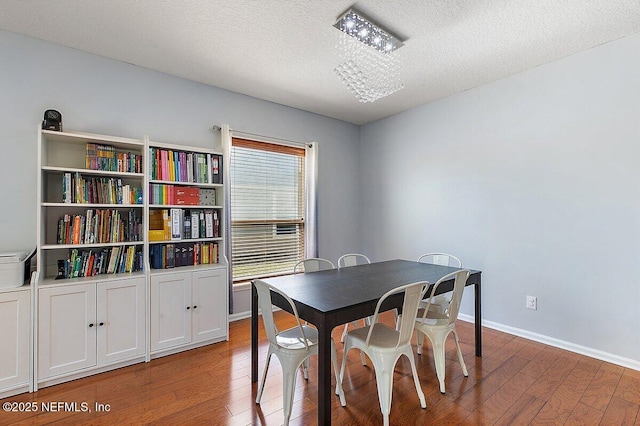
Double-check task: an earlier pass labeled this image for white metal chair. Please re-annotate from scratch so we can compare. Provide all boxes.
[414,269,470,394]
[337,254,372,365]
[293,258,338,374]
[337,253,371,268]
[417,253,462,315]
[293,257,335,274]
[340,281,427,426]
[254,279,345,426]
[337,254,371,344]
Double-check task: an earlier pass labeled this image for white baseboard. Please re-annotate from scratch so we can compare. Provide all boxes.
[229,310,252,322]
[458,314,640,371]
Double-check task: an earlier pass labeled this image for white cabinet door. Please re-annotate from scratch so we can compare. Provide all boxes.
[38,284,96,379]
[0,290,30,390]
[192,268,227,343]
[150,272,192,351]
[96,277,146,365]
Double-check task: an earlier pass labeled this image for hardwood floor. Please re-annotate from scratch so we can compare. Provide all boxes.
[2,311,639,425]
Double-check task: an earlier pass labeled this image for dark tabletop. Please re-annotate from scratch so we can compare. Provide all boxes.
[256,259,480,314]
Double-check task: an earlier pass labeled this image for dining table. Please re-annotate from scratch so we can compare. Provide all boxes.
[251,259,482,425]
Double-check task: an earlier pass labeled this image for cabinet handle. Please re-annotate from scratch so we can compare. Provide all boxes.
[99,322,105,326]
[186,306,191,310]
[89,323,94,328]
[193,305,198,309]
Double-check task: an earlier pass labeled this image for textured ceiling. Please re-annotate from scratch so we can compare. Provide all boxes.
[1,0,639,125]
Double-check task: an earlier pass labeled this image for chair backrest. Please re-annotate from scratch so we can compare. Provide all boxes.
[366,281,427,348]
[337,253,371,268]
[419,270,470,325]
[417,253,462,268]
[254,279,310,351]
[293,258,335,274]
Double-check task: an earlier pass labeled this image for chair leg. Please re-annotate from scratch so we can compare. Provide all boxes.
[373,360,394,426]
[360,350,367,366]
[340,323,349,343]
[416,330,425,355]
[339,339,352,400]
[452,328,468,377]
[282,366,299,426]
[331,342,346,407]
[301,357,309,380]
[256,351,272,404]
[404,349,427,408]
[431,334,447,394]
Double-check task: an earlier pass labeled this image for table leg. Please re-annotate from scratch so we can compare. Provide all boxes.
[317,321,332,425]
[474,275,482,357]
[251,281,258,383]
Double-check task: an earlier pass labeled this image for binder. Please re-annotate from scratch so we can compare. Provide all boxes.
[190,210,200,239]
[170,208,182,240]
[205,210,214,238]
[211,154,223,184]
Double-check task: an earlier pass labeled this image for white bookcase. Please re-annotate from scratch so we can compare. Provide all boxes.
[146,137,228,358]
[32,128,228,390]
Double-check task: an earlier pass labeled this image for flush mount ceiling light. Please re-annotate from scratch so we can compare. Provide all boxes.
[333,8,405,103]
[333,8,404,53]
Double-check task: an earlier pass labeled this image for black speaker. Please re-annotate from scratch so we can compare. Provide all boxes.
[55,259,66,279]
[42,109,63,131]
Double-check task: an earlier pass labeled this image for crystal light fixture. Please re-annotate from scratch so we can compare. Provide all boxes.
[333,8,405,103]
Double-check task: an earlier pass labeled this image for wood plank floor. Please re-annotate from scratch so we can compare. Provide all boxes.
[2,311,639,425]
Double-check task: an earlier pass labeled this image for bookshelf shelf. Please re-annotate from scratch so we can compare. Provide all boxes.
[38,270,147,287]
[43,203,144,208]
[149,179,222,188]
[41,241,144,250]
[42,166,144,178]
[149,204,222,209]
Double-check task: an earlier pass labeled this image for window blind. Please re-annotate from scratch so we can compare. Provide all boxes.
[230,138,306,282]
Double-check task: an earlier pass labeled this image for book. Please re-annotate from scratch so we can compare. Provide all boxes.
[71,215,82,244]
[63,172,72,203]
[165,243,175,268]
[107,246,120,273]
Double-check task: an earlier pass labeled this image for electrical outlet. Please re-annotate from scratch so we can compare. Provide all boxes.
[526,295,537,310]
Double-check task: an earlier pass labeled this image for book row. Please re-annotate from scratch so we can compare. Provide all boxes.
[85,143,143,173]
[149,208,220,241]
[149,184,216,206]
[150,242,219,269]
[56,209,143,245]
[63,172,143,205]
[57,245,143,279]
[149,147,222,184]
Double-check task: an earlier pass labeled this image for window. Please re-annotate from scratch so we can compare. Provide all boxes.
[230,138,306,283]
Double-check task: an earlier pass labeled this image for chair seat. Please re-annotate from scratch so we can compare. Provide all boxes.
[348,323,403,350]
[415,317,449,327]
[276,324,318,350]
[415,309,448,326]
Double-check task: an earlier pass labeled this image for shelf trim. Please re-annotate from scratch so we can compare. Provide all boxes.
[41,241,144,250]
[41,166,144,178]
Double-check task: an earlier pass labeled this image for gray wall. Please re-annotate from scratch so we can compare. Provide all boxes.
[0,29,361,291]
[360,33,640,366]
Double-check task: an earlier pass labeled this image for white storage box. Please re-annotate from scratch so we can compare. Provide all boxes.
[0,252,28,289]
